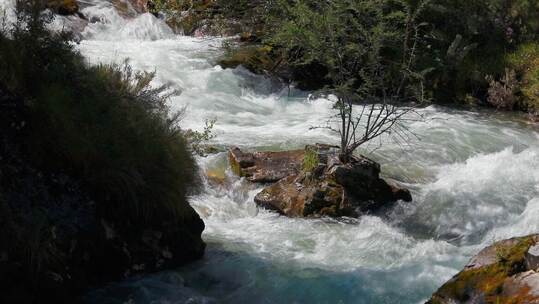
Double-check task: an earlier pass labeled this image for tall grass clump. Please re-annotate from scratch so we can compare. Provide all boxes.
[0,0,199,226]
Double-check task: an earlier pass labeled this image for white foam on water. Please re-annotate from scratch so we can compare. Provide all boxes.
[0,0,16,27]
[411,147,539,243]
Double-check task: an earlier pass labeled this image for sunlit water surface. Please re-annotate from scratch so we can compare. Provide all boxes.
[3,0,539,302]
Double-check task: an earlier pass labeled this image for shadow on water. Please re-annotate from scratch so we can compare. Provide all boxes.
[85,242,455,304]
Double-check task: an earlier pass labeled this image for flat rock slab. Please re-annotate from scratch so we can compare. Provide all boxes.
[228,147,304,183]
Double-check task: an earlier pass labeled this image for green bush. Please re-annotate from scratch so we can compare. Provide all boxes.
[0,2,199,226]
[508,42,539,112]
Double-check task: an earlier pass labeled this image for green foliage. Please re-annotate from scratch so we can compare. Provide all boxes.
[149,0,267,35]
[508,42,539,112]
[185,118,217,156]
[267,1,397,87]
[420,0,539,103]
[264,0,433,100]
[211,0,539,107]
[302,148,319,173]
[0,2,199,225]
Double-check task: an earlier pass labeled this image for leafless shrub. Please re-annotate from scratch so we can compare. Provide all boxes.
[486,69,519,110]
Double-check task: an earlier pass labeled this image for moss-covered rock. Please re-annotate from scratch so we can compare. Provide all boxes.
[218,45,279,75]
[429,235,539,304]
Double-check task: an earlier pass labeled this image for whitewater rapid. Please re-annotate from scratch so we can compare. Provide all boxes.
[4,0,539,302]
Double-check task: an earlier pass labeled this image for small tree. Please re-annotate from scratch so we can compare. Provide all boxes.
[269,0,427,162]
[320,62,422,162]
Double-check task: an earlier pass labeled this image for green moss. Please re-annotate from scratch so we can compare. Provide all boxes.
[434,236,536,302]
[302,147,319,173]
[507,43,539,112]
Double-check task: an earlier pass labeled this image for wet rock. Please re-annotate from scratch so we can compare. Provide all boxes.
[429,235,539,304]
[206,169,227,186]
[46,0,79,16]
[128,0,149,13]
[228,147,304,183]
[327,154,412,211]
[502,271,539,302]
[254,174,352,217]
[526,244,539,271]
[246,144,412,218]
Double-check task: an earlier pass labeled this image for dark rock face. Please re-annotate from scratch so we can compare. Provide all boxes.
[327,154,412,212]
[429,235,539,304]
[230,145,412,218]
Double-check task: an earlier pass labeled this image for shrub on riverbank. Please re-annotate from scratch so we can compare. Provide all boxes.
[508,42,539,115]
[0,2,204,302]
[1,0,200,226]
[195,0,539,112]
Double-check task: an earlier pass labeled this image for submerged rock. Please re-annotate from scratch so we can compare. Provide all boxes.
[428,235,539,304]
[230,145,412,218]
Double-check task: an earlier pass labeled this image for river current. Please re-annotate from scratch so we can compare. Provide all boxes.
[3,0,539,303]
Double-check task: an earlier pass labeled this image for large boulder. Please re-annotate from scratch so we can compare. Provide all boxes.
[428,235,539,304]
[230,144,412,218]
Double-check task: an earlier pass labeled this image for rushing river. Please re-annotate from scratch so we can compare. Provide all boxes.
[4,0,539,302]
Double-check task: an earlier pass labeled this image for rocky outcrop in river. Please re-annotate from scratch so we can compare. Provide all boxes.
[229,144,412,218]
[429,235,539,304]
